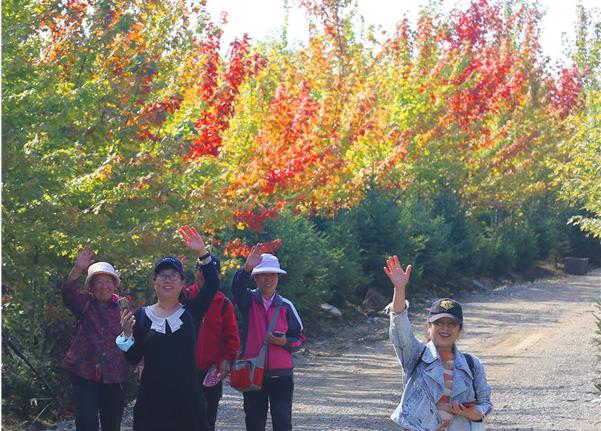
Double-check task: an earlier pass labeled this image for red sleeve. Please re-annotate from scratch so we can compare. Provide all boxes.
[186,283,200,300]
[221,299,240,361]
[61,278,91,314]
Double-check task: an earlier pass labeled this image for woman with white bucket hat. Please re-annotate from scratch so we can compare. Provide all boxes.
[231,244,305,431]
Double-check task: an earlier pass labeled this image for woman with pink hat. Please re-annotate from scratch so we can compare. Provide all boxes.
[60,245,129,431]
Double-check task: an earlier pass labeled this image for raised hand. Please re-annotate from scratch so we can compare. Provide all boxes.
[383,255,412,290]
[67,245,95,282]
[243,243,266,272]
[178,225,207,255]
[120,308,136,338]
[384,255,412,313]
[75,245,95,271]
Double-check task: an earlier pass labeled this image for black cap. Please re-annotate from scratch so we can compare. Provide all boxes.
[154,256,184,277]
[428,298,463,325]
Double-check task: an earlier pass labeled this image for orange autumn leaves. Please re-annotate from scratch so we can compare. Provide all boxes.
[34,0,586,237]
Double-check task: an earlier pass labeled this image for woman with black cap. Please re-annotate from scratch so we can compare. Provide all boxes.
[384,255,492,431]
[116,225,219,431]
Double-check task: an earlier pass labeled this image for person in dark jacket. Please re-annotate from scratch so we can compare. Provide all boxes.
[117,225,218,431]
[183,255,240,431]
[231,243,305,431]
[61,245,129,431]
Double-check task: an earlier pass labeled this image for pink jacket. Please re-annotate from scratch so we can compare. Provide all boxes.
[231,269,304,376]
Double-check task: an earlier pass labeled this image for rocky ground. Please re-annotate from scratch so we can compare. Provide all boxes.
[46,268,601,430]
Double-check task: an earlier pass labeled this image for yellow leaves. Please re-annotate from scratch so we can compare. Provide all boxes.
[70,153,123,191]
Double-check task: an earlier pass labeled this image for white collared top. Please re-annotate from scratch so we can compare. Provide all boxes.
[145,305,186,334]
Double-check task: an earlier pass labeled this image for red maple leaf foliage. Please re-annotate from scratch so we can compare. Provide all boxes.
[189,33,266,158]
[234,204,282,233]
[549,65,585,118]
[224,239,251,258]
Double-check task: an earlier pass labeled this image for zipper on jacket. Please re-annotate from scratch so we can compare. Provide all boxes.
[264,303,270,373]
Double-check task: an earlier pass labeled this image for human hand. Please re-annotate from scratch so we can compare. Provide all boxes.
[243,243,266,272]
[133,363,144,381]
[383,255,412,290]
[267,331,287,346]
[219,359,230,375]
[120,308,136,338]
[450,401,483,421]
[178,225,207,255]
[75,245,95,271]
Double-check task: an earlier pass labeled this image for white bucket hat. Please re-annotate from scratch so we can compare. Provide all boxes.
[85,262,121,288]
[251,254,287,275]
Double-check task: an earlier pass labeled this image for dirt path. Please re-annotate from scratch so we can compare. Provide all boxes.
[214,269,601,431]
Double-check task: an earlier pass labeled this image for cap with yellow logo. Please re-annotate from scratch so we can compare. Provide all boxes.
[428,298,463,325]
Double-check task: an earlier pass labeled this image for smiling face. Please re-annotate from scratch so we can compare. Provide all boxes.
[153,268,185,301]
[427,317,462,352]
[90,274,118,303]
[254,272,279,297]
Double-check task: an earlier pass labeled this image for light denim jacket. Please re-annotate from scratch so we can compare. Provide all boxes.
[389,304,492,431]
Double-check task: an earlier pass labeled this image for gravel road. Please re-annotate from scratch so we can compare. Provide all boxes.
[48,269,601,431]
[215,269,601,431]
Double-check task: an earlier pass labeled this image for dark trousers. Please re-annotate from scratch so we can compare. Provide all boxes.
[70,373,126,431]
[199,371,223,431]
[243,375,293,431]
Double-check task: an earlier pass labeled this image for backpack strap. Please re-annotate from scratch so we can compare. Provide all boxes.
[464,353,478,397]
[221,296,230,316]
[254,305,281,366]
[407,345,427,380]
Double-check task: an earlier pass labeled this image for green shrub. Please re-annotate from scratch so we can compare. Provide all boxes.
[523,197,569,260]
[262,212,337,318]
[474,228,517,277]
[2,279,74,424]
[565,212,601,265]
[502,219,539,272]
[341,188,419,296]
[319,214,371,304]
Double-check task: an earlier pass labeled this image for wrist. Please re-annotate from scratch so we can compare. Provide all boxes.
[198,251,210,260]
[243,264,253,272]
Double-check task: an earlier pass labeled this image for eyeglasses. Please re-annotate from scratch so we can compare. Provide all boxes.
[156,272,182,281]
[432,320,460,328]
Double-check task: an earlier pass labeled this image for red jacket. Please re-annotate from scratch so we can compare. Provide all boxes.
[185,284,240,372]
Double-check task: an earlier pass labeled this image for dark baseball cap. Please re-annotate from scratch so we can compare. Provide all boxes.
[428,298,463,325]
[154,256,185,277]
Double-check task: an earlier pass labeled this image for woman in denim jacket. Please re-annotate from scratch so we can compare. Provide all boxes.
[384,256,492,431]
